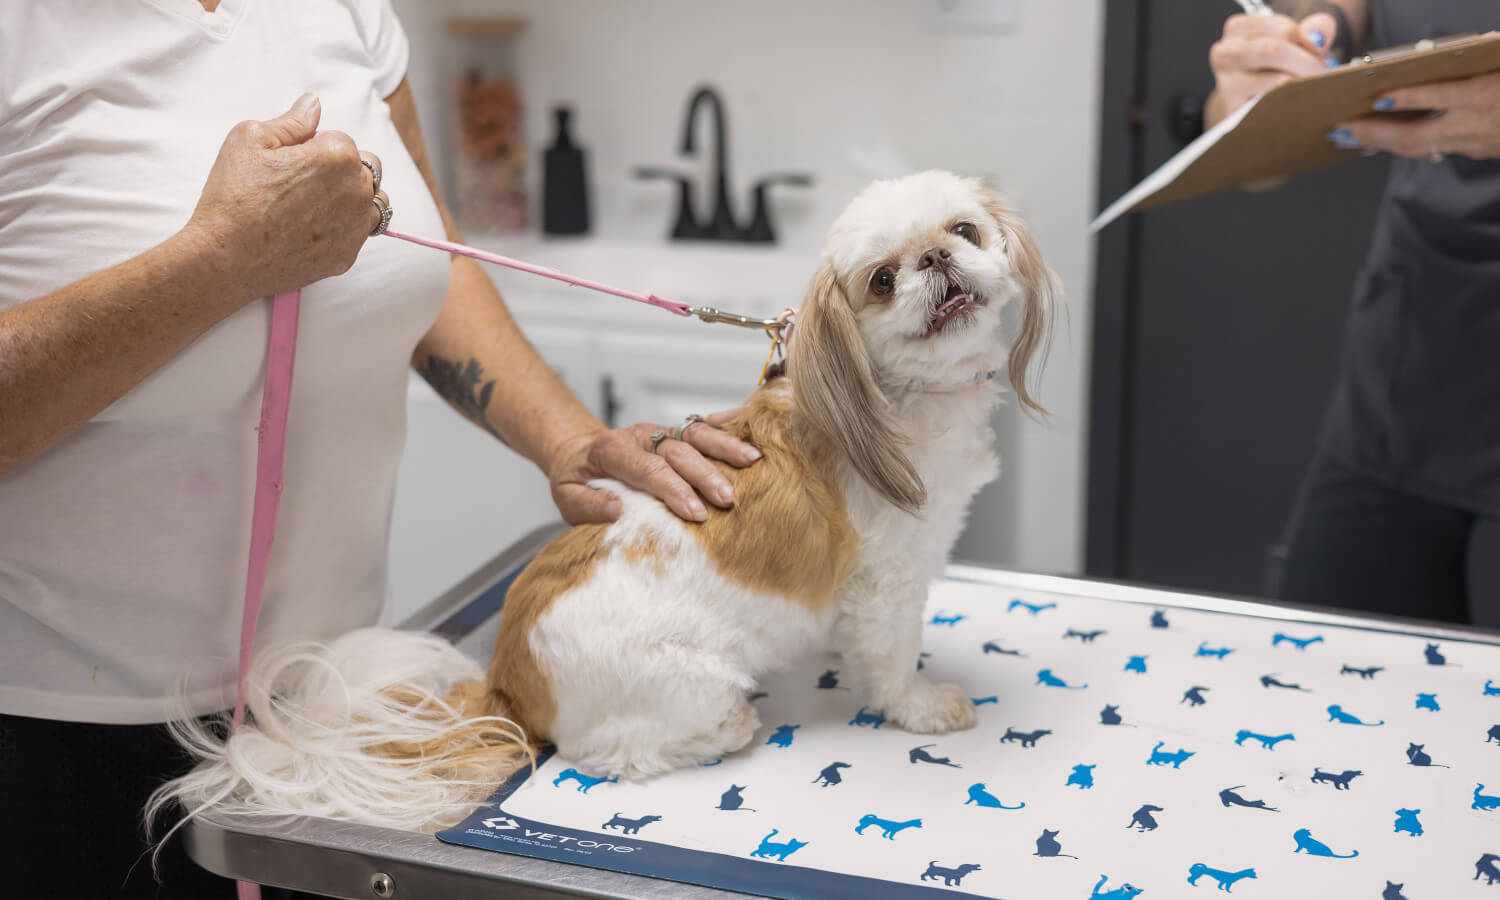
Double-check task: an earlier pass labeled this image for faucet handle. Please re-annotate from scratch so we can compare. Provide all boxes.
[633,166,710,240]
[742,173,814,243]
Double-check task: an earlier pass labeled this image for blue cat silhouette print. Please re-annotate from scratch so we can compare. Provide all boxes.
[1415,693,1440,711]
[1234,729,1295,750]
[1128,804,1163,831]
[1260,674,1310,691]
[849,707,885,728]
[1311,768,1363,790]
[972,696,998,706]
[765,724,799,747]
[1478,853,1500,884]
[982,640,1024,657]
[965,783,1024,809]
[1067,764,1097,789]
[1341,664,1382,679]
[909,744,962,767]
[816,670,848,690]
[1392,808,1423,837]
[601,812,661,835]
[1486,679,1500,696]
[1488,724,1500,745]
[1383,880,1411,900]
[749,830,806,862]
[716,785,755,811]
[1292,828,1359,857]
[1099,704,1129,726]
[1037,668,1088,689]
[1424,643,1450,666]
[1181,686,1209,707]
[855,814,923,840]
[812,762,850,787]
[1405,743,1450,768]
[1000,727,1052,748]
[1034,828,1078,858]
[1008,598,1056,615]
[1195,642,1233,659]
[930,612,965,626]
[921,861,981,887]
[1090,874,1143,899]
[1272,633,1324,650]
[1187,863,1257,892]
[1327,704,1384,726]
[1065,628,1106,643]
[1124,655,1148,674]
[1147,742,1194,768]
[1219,785,1278,812]
[1151,609,1169,628]
[552,768,616,793]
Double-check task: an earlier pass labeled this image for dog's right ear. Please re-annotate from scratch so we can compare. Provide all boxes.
[791,262,925,515]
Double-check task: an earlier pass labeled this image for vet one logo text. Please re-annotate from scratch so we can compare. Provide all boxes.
[477,817,637,853]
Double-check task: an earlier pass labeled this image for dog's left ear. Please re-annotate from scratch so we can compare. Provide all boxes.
[980,183,1059,418]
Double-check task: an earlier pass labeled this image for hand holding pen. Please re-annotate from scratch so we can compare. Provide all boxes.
[1209,1,1343,122]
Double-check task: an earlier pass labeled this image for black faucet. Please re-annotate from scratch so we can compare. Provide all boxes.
[634,85,811,243]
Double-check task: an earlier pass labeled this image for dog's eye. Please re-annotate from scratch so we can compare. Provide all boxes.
[951,222,981,246]
[870,266,896,295]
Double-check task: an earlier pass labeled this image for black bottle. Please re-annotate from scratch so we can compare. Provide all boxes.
[543,106,590,235]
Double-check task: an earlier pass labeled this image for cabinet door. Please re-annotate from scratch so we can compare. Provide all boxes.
[597,331,770,427]
[522,323,605,419]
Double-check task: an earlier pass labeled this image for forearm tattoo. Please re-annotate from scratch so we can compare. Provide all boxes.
[417,354,507,444]
[1272,1,1361,59]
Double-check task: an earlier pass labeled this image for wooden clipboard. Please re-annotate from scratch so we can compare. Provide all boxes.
[1091,31,1500,231]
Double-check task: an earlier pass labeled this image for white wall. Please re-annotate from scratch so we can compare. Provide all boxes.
[386,0,1104,610]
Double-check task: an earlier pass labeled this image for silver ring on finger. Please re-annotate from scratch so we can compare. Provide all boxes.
[649,428,670,454]
[370,193,394,236]
[360,154,382,193]
[671,413,707,442]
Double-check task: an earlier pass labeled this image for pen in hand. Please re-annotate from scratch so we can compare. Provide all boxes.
[1232,0,1274,15]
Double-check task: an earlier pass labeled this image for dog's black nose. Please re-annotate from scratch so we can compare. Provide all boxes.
[917,247,951,270]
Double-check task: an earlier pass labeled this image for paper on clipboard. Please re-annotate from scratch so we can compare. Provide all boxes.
[1091,31,1500,232]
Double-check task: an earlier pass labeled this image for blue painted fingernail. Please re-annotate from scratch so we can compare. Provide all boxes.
[1325,54,1340,69]
[1373,98,1396,111]
[1309,29,1327,48]
[1326,129,1352,142]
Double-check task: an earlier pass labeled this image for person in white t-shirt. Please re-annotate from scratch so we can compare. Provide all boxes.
[0,2,760,896]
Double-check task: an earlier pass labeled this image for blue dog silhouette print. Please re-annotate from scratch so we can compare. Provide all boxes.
[552,768,617,793]
[1486,679,1500,696]
[602,812,661,835]
[1148,742,1194,768]
[1260,674,1310,691]
[1341,664,1383,679]
[717,785,756,811]
[749,830,806,862]
[1034,828,1078,858]
[856,813,923,840]
[982,640,1025,657]
[972,696,998,706]
[1392,808,1423,836]
[910,744,962,768]
[1405,742,1450,767]
[1473,783,1500,811]
[1124,655,1148,674]
[1100,704,1134,726]
[966,783,1025,809]
[1311,768,1362,790]
[1182,686,1209,707]
[816,670,849,690]
[1065,628,1106,643]
[1234,729,1295,750]
[1008,598,1056,616]
[1292,828,1358,858]
[1128,804,1163,831]
[765,724,799,747]
[1151,610,1169,629]
[1272,633,1324,650]
[1187,863,1257,892]
[1037,668,1088,689]
[812,762,851,787]
[1424,643,1453,666]
[849,706,885,728]
[930,611,966,626]
[1089,874,1143,899]
[1415,692,1440,712]
[1488,724,1500,745]
[1383,880,1410,900]
[921,861,981,887]
[1327,704,1383,726]
[1000,727,1052,748]
[1220,785,1278,811]
[1195,642,1233,659]
[1478,853,1500,884]
[1067,764,1097,789]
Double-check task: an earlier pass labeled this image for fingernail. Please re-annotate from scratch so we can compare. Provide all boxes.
[1325,54,1340,69]
[1308,29,1326,48]
[745,448,762,462]
[605,498,622,519]
[1373,98,1396,111]
[1326,128,1354,143]
[690,501,709,522]
[716,484,734,506]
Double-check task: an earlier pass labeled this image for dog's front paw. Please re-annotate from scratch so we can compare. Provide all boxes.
[883,679,977,734]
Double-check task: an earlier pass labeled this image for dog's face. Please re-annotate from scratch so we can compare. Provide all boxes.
[791,170,1057,513]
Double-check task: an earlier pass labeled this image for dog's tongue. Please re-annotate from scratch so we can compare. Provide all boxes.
[937,283,970,315]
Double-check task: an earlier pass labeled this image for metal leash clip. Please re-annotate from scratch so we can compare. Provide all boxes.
[687,306,797,384]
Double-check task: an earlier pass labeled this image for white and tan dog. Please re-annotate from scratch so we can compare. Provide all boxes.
[153,170,1056,833]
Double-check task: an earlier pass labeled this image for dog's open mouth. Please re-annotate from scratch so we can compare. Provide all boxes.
[926,283,984,336]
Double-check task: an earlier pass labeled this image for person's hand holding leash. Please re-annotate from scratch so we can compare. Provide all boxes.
[1331,73,1500,160]
[548,410,761,525]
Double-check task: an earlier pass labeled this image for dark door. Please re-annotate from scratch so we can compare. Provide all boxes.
[1088,2,1392,597]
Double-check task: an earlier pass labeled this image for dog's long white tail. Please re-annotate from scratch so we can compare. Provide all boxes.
[146,627,532,851]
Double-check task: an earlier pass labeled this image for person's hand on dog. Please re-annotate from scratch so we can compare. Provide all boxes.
[548,409,761,525]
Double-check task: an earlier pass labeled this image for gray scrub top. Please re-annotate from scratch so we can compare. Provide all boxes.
[1321,0,1500,515]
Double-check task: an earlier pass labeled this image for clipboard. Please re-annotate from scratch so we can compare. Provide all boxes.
[1091,31,1500,232]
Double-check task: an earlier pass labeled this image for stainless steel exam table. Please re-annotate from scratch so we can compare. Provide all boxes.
[184,524,1500,899]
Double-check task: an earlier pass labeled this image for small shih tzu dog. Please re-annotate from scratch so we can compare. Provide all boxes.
[152,170,1057,834]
